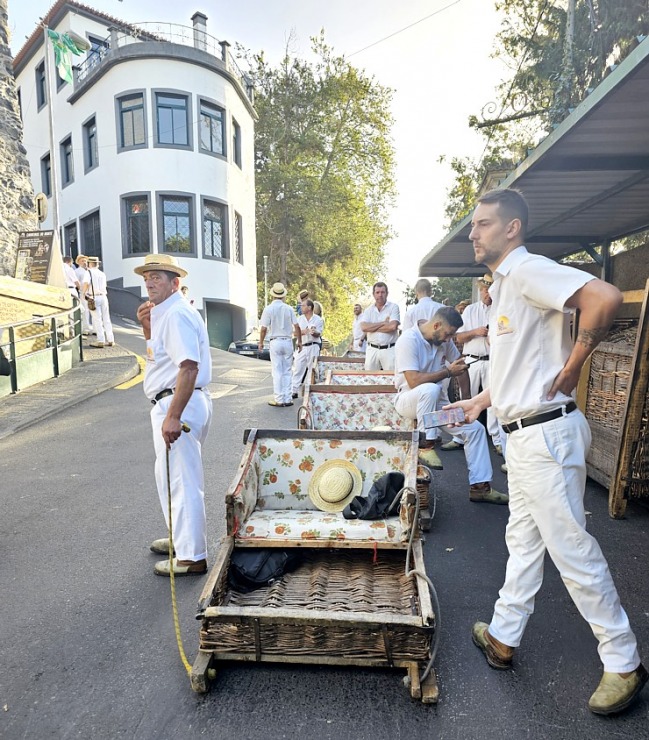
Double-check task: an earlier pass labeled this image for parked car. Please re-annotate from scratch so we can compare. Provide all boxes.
[228,330,270,361]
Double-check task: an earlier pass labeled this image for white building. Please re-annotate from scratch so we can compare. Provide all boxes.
[13,1,258,348]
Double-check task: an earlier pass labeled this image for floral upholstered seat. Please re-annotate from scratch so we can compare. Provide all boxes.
[226,432,419,548]
[299,388,414,432]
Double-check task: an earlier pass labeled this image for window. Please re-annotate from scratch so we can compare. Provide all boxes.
[160,195,194,253]
[87,35,109,71]
[123,195,151,254]
[80,209,102,260]
[199,99,225,156]
[41,153,51,197]
[202,199,227,259]
[117,93,146,150]
[17,88,22,121]
[155,92,190,147]
[234,211,243,264]
[56,68,67,91]
[36,61,47,109]
[83,116,98,172]
[60,136,74,187]
[232,118,242,167]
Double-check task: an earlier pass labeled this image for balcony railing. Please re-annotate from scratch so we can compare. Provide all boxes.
[74,22,253,102]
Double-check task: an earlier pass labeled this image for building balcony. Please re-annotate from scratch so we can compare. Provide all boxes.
[72,21,254,105]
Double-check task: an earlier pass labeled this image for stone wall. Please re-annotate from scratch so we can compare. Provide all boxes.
[0,0,38,277]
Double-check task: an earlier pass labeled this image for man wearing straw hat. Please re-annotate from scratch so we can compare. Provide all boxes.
[259,282,302,407]
[75,254,92,334]
[135,254,213,577]
[83,256,114,348]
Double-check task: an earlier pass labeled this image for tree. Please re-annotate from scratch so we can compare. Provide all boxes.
[442,1,649,228]
[244,34,396,344]
[430,277,474,308]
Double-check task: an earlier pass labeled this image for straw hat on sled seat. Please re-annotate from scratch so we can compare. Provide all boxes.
[308,459,363,512]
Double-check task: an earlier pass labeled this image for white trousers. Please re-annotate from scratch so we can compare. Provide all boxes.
[292,343,320,394]
[79,297,92,333]
[151,389,212,562]
[365,345,395,371]
[489,411,640,672]
[270,338,293,404]
[394,383,492,484]
[468,359,502,447]
[90,296,114,343]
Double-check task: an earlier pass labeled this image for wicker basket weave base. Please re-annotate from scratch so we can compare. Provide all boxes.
[199,548,432,662]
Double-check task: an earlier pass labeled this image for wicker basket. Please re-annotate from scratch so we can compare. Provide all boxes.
[199,548,433,662]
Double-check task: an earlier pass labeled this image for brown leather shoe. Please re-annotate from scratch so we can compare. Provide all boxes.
[472,621,514,670]
[470,482,509,505]
[588,664,649,715]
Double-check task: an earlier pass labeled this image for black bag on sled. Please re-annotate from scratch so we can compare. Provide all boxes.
[343,472,405,520]
[228,548,303,593]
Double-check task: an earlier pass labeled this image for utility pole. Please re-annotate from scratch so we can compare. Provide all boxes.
[263,255,268,307]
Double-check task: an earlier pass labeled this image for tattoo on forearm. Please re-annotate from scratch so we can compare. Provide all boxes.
[577,326,608,350]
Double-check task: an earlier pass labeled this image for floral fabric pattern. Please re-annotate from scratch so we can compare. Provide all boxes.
[306,392,414,432]
[228,435,414,544]
[328,372,395,385]
[315,360,365,383]
[238,509,405,543]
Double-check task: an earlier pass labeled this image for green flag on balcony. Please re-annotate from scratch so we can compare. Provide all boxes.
[47,29,86,85]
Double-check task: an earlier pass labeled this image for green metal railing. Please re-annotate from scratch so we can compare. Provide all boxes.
[0,304,83,397]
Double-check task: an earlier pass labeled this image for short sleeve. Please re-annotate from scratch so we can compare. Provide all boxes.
[165,312,201,367]
[395,333,420,373]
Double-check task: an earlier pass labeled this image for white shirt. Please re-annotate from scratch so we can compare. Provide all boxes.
[84,267,107,295]
[352,315,366,352]
[298,313,324,344]
[75,266,89,286]
[361,301,400,346]
[459,300,491,357]
[394,325,460,404]
[260,299,297,339]
[401,296,444,331]
[143,291,212,399]
[489,246,594,423]
[63,263,79,289]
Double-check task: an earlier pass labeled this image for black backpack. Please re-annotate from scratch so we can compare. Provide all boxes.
[228,548,303,593]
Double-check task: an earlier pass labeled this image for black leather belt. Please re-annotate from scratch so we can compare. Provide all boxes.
[368,342,396,349]
[151,387,202,405]
[502,402,577,434]
[466,354,489,361]
[269,337,290,341]
[302,342,320,347]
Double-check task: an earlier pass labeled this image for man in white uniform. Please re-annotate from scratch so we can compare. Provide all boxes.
[351,304,366,353]
[75,254,92,334]
[135,254,213,576]
[360,282,400,370]
[448,187,646,715]
[259,282,302,407]
[401,278,444,331]
[453,273,503,452]
[393,306,507,504]
[83,256,114,348]
[63,256,80,299]
[291,299,323,398]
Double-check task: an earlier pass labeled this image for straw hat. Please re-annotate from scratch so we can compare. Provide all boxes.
[478,273,493,286]
[133,253,187,278]
[298,289,309,300]
[76,254,87,262]
[308,459,363,512]
[87,256,100,264]
[270,282,287,299]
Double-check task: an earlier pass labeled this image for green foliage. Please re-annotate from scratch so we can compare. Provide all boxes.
[430,277,474,308]
[443,1,649,228]
[244,33,396,344]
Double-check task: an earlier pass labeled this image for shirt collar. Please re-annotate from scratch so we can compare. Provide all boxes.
[493,245,528,279]
[152,289,183,318]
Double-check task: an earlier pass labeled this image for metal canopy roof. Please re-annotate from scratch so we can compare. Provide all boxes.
[419,35,649,278]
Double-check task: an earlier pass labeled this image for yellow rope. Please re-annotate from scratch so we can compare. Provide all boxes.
[166,445,193,676]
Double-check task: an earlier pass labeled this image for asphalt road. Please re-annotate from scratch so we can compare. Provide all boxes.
[1,320,648,739]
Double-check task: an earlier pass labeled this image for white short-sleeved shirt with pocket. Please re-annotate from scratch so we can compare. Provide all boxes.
[489,246,594,423]
[361,301,401,345]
